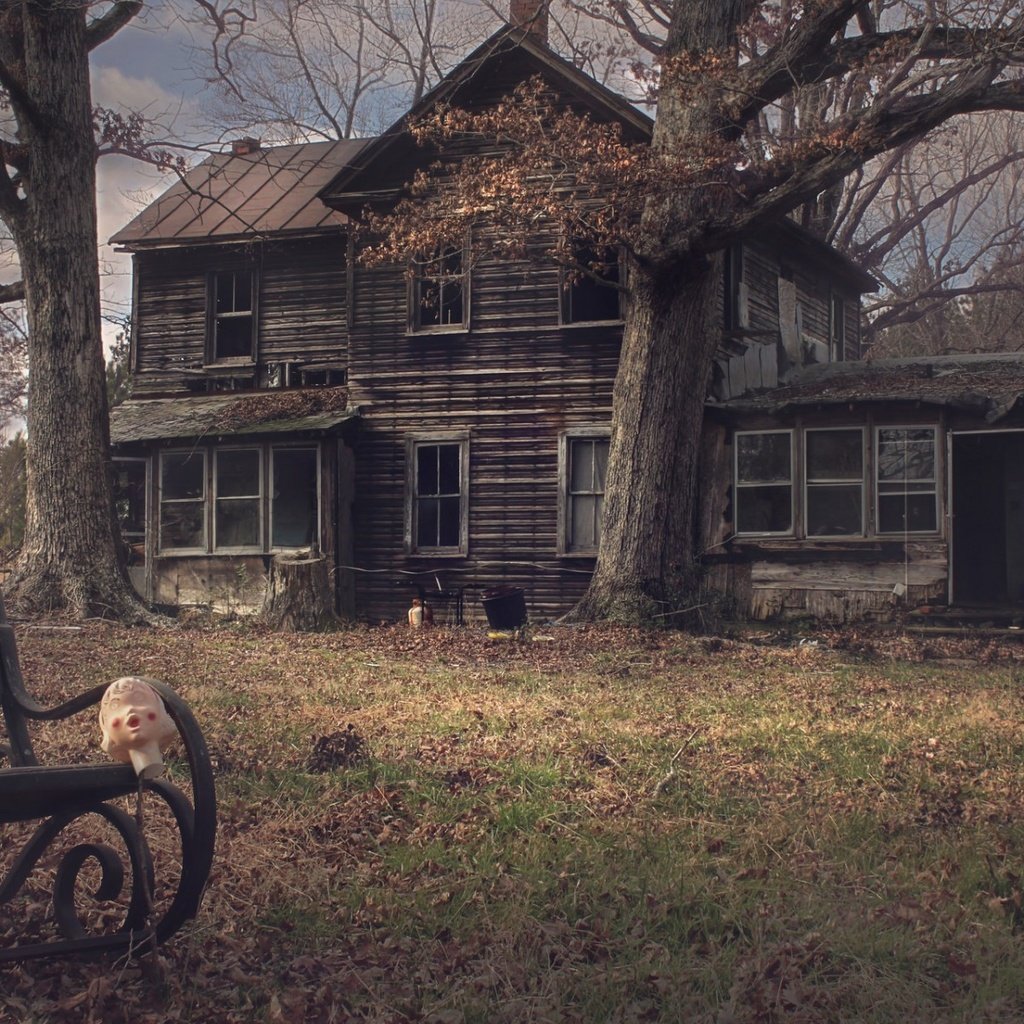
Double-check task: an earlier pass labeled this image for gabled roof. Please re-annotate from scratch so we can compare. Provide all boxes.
[715,353,1024,423]
[110,388,356,444]
[320,25,653,205]
[110,140,370,249]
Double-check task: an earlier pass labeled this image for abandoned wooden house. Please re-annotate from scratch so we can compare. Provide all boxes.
[108,22,1024,625]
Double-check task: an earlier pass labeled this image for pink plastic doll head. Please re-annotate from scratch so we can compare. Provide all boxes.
[99,676,178,779]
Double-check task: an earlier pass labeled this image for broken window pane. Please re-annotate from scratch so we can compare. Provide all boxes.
[561,243,621,324]
[272,447,318,548]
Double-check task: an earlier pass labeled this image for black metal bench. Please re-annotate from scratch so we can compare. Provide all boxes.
[0,593,216,961]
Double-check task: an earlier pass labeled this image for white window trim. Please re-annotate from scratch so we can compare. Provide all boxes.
[803,427,866,539]
[874,425,941,536]
[158,449,208,555]
[558,427,611,556]
[212,447,263,554]
[269,444,322,552]
[405,434,470,556]
[734,429,795,537]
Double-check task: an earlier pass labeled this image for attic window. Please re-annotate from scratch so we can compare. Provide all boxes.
[410,246,467,332]
[209,270,257,362]
[560,242,622,325]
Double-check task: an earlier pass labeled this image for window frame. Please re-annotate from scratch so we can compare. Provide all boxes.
[405,434,470,556]
[558,427,611,556]
[803,427,866,539]
[734,429,795,537]
[206,268,258,364]
[558,241,624,327]
[158,449,208,555]
[407,238,470,335]
[112,456,148,546]
[212,446,264,554]
[156,442,323,556]
[874,425,941,536]
[269,444,322,552]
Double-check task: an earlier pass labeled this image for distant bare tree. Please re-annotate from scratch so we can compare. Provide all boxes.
[186,0,497,141]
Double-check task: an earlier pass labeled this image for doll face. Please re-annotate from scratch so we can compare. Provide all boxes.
[100,678,173,751]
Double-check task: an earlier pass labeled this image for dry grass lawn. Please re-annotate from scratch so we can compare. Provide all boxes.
[3,620,1024,1023]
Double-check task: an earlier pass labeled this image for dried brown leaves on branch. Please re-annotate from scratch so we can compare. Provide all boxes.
[360,76,737,271]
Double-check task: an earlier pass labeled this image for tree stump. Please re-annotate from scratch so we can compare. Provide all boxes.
[259,554,338,632]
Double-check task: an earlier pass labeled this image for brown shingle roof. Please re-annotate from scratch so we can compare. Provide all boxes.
[110,388,356,443]
[716,353,1024,423]
[110,140,371,248]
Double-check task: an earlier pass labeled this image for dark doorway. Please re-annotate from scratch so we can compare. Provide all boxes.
[952,432,1024,605]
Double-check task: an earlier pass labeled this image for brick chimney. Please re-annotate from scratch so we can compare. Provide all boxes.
[509,0,549,43]
[231,137,261,156]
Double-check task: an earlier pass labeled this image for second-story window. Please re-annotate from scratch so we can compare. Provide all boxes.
[209,270,256,362]
[410,246,466,332]
[560,242,622,325]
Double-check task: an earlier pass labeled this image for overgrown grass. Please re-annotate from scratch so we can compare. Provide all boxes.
[4,622,1024,1022]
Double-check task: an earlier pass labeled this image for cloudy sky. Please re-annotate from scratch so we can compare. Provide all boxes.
[91,6,209,337]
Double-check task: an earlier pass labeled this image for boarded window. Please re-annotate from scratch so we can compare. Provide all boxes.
[160,451,206,551]
[735,431,793,534]
[805,429,864,536]
[412,441,465,552]
[214,448,262,549]
[876,427,938,533]
[561,243,621,324]
[567,437,608,552]
[271,447,319,548]
[210,270,256,361]
[411,247,465,330]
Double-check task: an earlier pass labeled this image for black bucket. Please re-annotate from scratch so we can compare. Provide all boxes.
[480,586,527,630]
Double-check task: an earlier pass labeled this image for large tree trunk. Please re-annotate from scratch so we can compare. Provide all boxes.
[1,3,148,621]
[571,0,744,625]
[570,257,723,624]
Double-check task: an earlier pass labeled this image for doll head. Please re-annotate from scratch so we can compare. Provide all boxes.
[99,676,177,778]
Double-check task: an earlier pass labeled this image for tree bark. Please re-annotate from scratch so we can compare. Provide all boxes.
[0,2,149,621]
[569,256,723,624]
[570,0,743,625]
[260,555,340,632]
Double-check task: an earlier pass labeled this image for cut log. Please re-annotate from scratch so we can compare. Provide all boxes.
[259,554,339,632]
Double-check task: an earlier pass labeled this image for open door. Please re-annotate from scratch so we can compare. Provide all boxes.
[951,432,1024,605]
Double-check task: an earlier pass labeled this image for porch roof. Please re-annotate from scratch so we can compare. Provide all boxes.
[713,353,1024,423]
[110,388,356,444]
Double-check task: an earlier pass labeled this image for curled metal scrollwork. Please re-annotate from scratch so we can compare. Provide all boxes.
[0,775,202,961]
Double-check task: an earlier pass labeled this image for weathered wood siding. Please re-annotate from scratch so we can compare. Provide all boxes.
[348,245,618,623]
[131,235,348,396]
